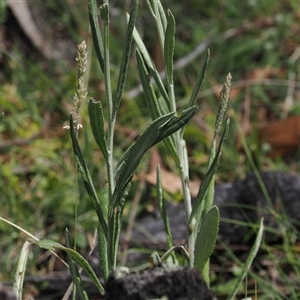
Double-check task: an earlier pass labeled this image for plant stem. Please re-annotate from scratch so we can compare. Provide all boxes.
[101,4,115,196]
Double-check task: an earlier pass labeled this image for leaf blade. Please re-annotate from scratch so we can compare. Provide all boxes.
[113,0,139,116]
[37,239,105,295]
[69,115,108,236]
[194,206,219,272]
[88,0,104,72]
[164,10,175,85]
[88,98,108,160]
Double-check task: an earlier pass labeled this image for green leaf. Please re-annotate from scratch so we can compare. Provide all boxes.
[108,183,131,271]
[152,0,165,51]
[136,49,162,120]
[157,0,167,32]
[98,222,108,281]
[69,115,108,236]
[188,49,210,109]
[111,112,175,216]
[189,119,230,230]
[130,17,170,106]
[226,218,264,300]
[64,229,89,300]
[100,3,109,25]
[113,0,138,117]
[153,106,198,145]
[114,107,197,191]
[145,0,156,19]
[88,0,104,73]
[88,98,108,160]
[98,185,109,280]
[194,206,219,272]
[37,239,105,295]
[157,165,173,249]
[153,106,198,168]
[164,10,175,85]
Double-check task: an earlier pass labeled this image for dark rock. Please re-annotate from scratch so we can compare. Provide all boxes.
[104,267,217,300]
[130,171,300,245]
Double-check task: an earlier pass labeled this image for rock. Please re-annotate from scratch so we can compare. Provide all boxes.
[104,267,217,300]
[130,171,300,246]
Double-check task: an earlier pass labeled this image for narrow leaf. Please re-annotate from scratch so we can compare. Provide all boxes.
[14,241,30,300]
[188,49,210,108]
[157,165,173,249]
[64,229,89,300]
[153,106,198,145]
[88,0,104,72]
[37,239,105,295]
[152,0,165,51]
[100,3,109,25]
[164,10,175,85]
[157,0,167,32]
[163,137,180,167]
[113,0,138,116]
[98,222,108,281]
[98,185,109,280]
[136,49,162,119]
[146,0,156,18]
[69,115,108,236]
[130,17,170,106]
[108,183,131,271]
[226,218,264,300]
[189,119,230,228]
[111,112,175,216]
[194,206,219,272]
[88,98,108,160]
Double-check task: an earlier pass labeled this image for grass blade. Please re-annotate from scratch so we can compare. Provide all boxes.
[226,218,264,300]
